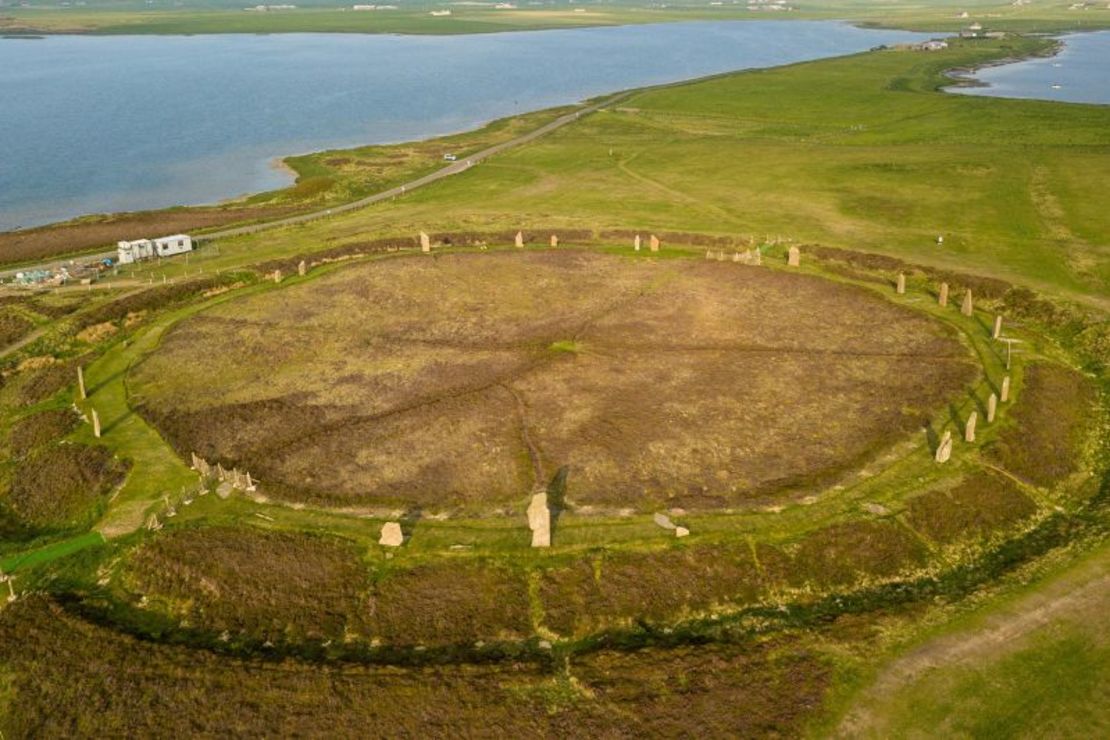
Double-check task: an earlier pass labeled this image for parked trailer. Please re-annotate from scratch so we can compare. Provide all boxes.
[117,234,193,264]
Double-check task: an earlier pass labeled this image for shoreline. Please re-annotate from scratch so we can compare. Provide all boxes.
[941,35,1064,92]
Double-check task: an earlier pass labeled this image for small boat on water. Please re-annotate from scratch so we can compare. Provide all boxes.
[1051,84,1062,89]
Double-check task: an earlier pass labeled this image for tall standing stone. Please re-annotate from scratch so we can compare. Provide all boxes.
[992,314,1003,339]
[527,491,551,548]
[77,366,86,400]
[935,430,952,463]
[896,273,906,294]
[420,231,431,253]
[964,411,977,442]
[1001,375,1011,403]
[297,260,307,276]
[987,392,998,423]
[787,246,801,267]
[634,235,641,251]
[938,282,949,307]
[550,235,559,248]
[649,235,660,252]
[961,289,973,317]
[91,408,101,438]
[515,231,524,248]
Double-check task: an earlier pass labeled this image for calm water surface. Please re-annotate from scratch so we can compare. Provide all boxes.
[947,31,1110,106]
[0,21,930,230]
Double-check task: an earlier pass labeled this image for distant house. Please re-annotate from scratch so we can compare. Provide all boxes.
[918,40,949,51]
[117,234,193,265]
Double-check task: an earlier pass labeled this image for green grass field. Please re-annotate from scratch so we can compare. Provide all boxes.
[4,0,1110,36]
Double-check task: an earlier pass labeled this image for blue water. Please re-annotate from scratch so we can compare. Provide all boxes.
[0,21,929,230]
[948,30,1110,106]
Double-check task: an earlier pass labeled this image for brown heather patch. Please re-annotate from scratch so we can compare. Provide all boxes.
[370,561,532,646]
[7,408,78,458]
[989,363,1098,487]
[0,597,831,738]
[787,520,928,588]
[122,526,372,643]
[4,443,128,530]
[0,312,34,347]
[906,472,1039,544]
[539,545,766,638]
[133,252,973,511]
[0,205,296,266]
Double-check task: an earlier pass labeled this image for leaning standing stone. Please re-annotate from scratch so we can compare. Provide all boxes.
[964,411,977,442]
[935,430,952,463]
[77,366,86,400]
[992,315,1003,339]
[787,246,800,267]
[91,408,101,438]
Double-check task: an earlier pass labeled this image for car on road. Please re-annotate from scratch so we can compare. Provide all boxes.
[443,153,457,161]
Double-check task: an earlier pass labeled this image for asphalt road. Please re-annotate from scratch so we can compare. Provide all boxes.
[0,90,631,281]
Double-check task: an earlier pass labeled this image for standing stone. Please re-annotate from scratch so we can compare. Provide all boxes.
[964,411,977,442]
[961,289,973,317]
[992,314,1003,339]
[634,235,641,251]
[550,235,559,248]
[273,270,282,284]
[527,491,551,548]
[935,430,953,463]
[649,235,660,252]
[297,260,307,277]
[77,366,86,400]
[145,514,162,531]
[987,392,998,423]
[513,231,523,248]
[1001,375,1011,403]
[705,250,713,260]
[752,247,762,266]
[716,250,726,262]
[896,273,906,295]
[420,231,431,253]
[216,463,227,481]
[191,452,201,470]
[732,251,742,263]
[938,282,949,307]
[787,246,801,267]
[245,471,256,492]
[91,408,101,438]
[379,521,404,547]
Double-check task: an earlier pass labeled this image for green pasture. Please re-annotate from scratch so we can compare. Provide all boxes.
[5,0,1110,36]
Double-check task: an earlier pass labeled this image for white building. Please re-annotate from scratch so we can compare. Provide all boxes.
[117,234,193,264]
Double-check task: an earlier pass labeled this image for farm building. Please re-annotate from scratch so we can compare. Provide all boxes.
[117,234,193,264]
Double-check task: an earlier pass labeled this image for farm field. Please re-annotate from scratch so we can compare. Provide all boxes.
[0,26,1106,738]
[4,0,1110,36]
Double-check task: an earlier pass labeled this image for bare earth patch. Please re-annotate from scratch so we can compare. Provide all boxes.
[133,251,973,510]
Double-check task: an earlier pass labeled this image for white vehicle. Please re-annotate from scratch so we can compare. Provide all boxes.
[117,234,193,264]
[443,153,457,162]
